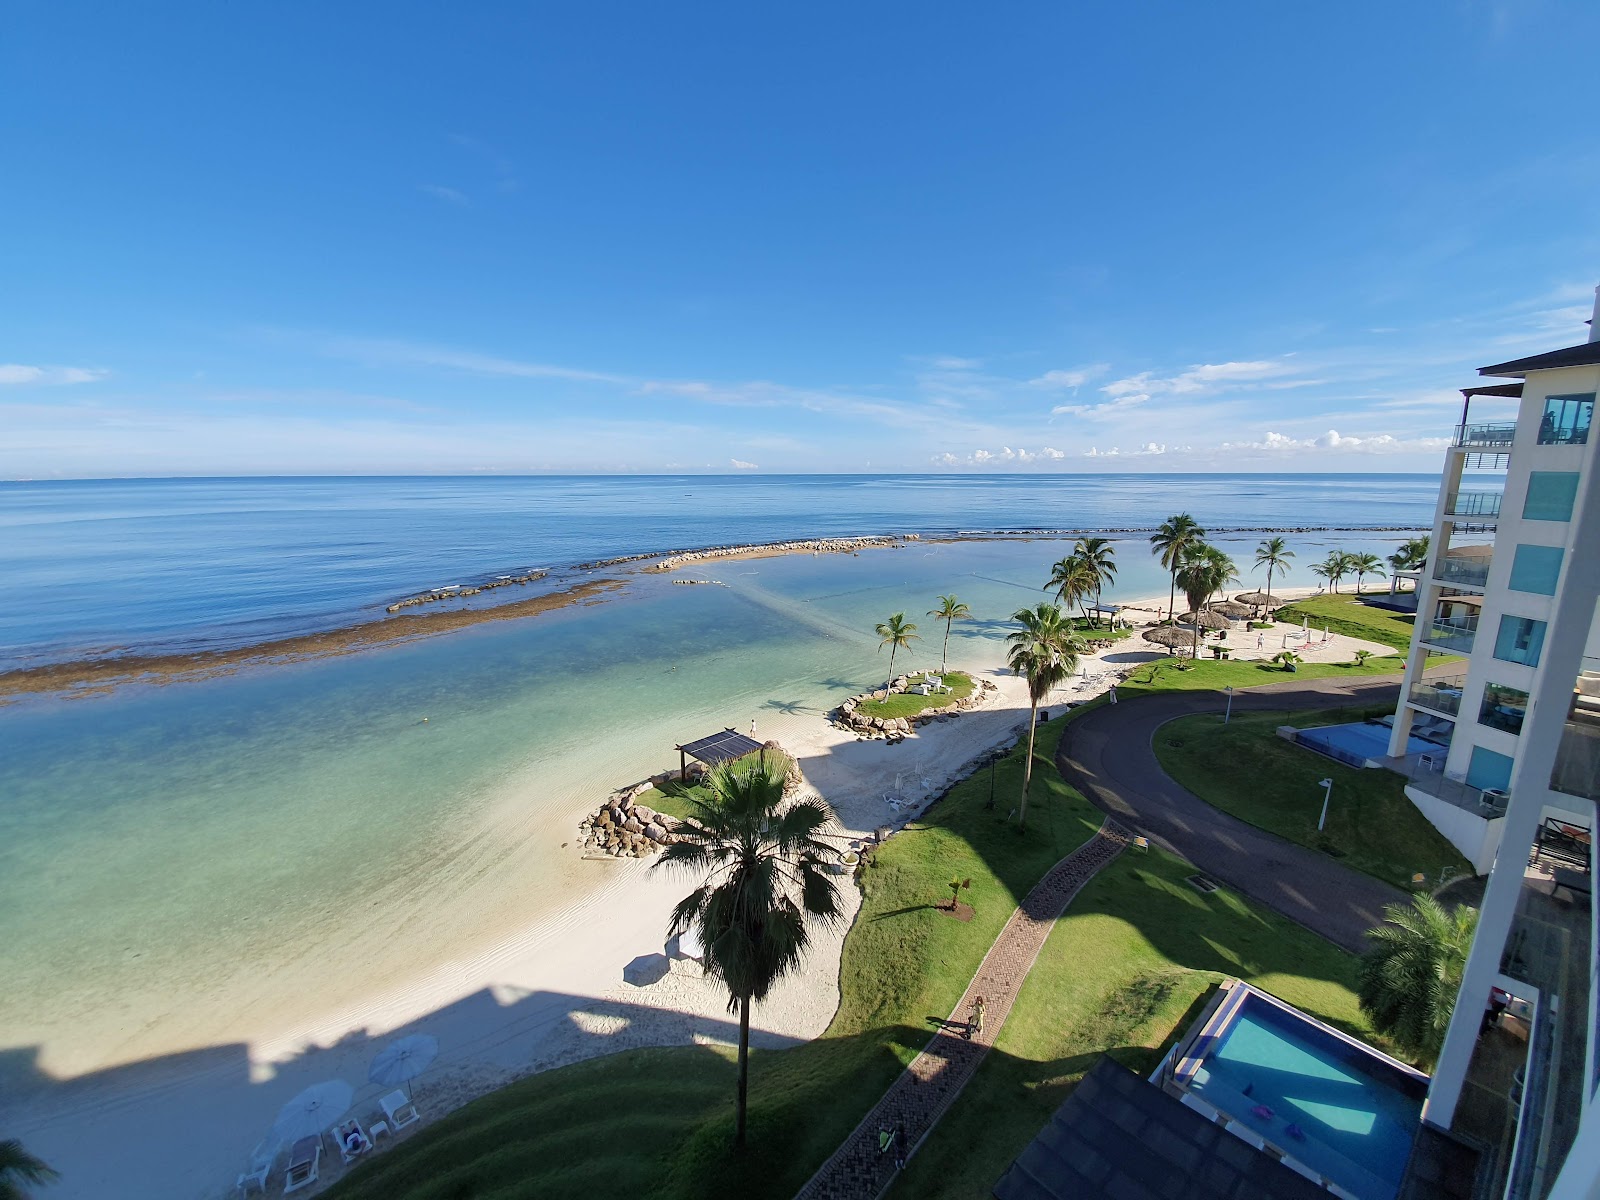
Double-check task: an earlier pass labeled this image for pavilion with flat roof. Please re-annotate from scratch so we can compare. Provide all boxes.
[675,728,765,782]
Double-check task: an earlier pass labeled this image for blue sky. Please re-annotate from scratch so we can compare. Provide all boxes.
[4,1,1598,477]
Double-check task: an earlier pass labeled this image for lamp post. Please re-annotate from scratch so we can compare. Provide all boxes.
[1223,685,1234,725]
[1317,777,1334,831]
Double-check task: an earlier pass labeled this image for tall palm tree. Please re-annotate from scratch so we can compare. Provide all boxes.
[1198,544,1240,606]
[927,594,971,673]
[1253,536,1294,605]
[0,1139,57,1200]
[1045,554,1098,626]
[1005,604,1082,829]
[1175,546,1232,657]
[1310,558,1336,591]
[1350,552,1386,595]
[874,612,919,682]
[1072,536,1118,626]
[1150,514,1206,622]
[1358,896,1478,1063]
[653,756,843,1147]
[1334,550,1359,592]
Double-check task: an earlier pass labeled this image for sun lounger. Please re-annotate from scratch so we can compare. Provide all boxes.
[380,1089,421,1130]
[330,1118,373,1163]
[283,1136,320,1194]
[236,1138,276,1195]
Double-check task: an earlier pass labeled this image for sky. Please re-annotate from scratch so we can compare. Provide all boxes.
[4,1,1599,478]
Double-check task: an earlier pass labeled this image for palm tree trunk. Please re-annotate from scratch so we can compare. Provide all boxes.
[1266,564,1273,614]
[887,643,897,684]
[1168,569,1177,623]
[942,619,951,672]
[1019,699,1038,830]
[735,993,750,1147]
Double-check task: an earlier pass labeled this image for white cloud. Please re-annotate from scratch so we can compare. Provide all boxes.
[1028,365,1107,389]
[1039,446,1064,459]
[1084,442,1168,458]
[0,364,108,386]
[729,457,758,470]
[931,445,1073,467]
[1218,429,1451,454]
[929,355,983,371]
[418,184,469,206]
[1101,359,1291,399]
[1052,393,1150,418]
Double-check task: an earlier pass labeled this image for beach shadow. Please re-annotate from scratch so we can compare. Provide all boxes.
[764,697,821,716]
[868,902,941,922]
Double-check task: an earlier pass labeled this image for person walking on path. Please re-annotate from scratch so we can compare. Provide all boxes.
[967,995,986,1040]
[1256,632,1264,650]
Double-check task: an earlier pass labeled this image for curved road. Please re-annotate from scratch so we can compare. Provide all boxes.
[1055,675,1414,953]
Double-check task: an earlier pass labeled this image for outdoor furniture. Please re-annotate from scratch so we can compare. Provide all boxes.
[1533,818,1592,871]
[283,1136,320,1194]
[1553,867,1592,905]
[235,1140,276,1196]
[381,1089,421,1130]
[369,1119,390,1141]
[330,1118,373,1164]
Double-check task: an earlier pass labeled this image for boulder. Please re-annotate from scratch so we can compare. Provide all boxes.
[633,805,656,824]
[622,817,645,835]
[645,822,667,843]
[597,810,614,828]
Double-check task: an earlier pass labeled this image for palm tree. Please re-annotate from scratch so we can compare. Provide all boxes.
[874,613,919,682]
[1198,545,1240,606]
[1350,552,1385,595]
[0,1140,57,1200]
[1333,549,1359,592]
[1005,604,1082,829]
[1314,550,1349,592]
[1174,545,1233,657]
[1358,896,1479,1063]
[927,594,971,673]
[1254,536,1294,605]
[1045,554,1098,626]
[1072,536,1118,626]
[1150,514,1206,622]
[653,756,843,1147]
[1310,558,1336,591]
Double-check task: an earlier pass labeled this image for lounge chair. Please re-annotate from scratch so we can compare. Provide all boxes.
[283,1136,320,1194]
[330,1118,373,1163]
[236,1138,276,1195]
[380,1089,421,1130]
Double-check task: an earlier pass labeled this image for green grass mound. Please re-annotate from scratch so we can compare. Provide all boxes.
[1272,592,1418,653]
[1152,706,1470,888]
[856,670,976,720]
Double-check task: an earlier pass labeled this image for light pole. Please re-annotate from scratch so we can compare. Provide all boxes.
[1224,685,1235,725]
[1317,778,1334,831]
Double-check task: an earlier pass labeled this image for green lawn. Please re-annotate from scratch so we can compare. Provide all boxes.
[891,845,1378,1199]
[1272,591,1419,652]
[1113,652,1406,697]
[1069,616,1133,641]
[327,715,1103,1200]
[857,670,977,720]
[1152,707,1470,888]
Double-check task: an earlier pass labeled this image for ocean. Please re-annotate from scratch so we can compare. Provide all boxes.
[0,473,1435,1100]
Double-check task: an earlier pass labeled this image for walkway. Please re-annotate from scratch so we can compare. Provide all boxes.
[793,817,1130,1200]
[1055,675,1411,954]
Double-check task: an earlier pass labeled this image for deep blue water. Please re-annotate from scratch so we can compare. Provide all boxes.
[0,473,1437,667]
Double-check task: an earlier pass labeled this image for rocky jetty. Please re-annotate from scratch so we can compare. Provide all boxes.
[578,778,685,859]
[386,570,548,613]
[833,673,998,739]
[653,535,911,572]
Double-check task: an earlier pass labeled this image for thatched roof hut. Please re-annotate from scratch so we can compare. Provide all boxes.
[1142,625,1200,651]
[1183,610,1230,631]
[1235,591,1280,607]
[1208,601,1254,621]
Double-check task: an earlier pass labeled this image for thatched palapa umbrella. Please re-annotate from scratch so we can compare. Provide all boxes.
[1208,601,1254,621]
[1234,591,1280,607]
[1183,610,1230,631]
[1142,625,1199,654]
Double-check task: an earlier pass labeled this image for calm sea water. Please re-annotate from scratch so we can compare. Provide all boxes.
[0,474,1435,1121]
[0,473,1439,667]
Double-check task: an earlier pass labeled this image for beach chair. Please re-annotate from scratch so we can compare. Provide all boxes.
[283,1136,320,1194]
[235,1138,276,1195]
[330,1117,373,1164]
[381,1089,421,1130]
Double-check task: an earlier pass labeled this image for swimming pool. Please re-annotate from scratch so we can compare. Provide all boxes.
[1296,721,1436,769]
[1175,985,1427,1200]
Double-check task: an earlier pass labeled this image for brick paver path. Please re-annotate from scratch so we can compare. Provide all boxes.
[792,817,1130,1200]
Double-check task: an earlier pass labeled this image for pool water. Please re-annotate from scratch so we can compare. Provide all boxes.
[1189,995,1425,1199]
[1296,721,1436,768]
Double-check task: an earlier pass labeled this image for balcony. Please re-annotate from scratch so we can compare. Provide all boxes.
[1445,490,1503,520]
[1436,552,1492,588]
[1422,616,1478,655]
[1410,675,1466,717]
[1456,421,1518,448]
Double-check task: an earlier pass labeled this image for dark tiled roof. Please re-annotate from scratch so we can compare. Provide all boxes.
[992,1058,1326,1200]
[1460,383,1523,399]
[676,728,765,765]
[1479,342,1600,378]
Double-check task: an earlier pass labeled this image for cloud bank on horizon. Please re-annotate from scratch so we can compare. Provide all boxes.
[2,3,1596,478]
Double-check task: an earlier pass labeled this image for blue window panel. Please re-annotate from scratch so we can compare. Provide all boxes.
[1493,615,1547,667]
[1538,393,1594,445]
[1466,745,1515,791]
[1508,544,1564,595]
[1523,472,1580,522]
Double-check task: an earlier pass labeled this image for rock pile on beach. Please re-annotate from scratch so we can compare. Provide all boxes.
[578,784,685,859]
[386,570,547,613]
[653,535,910,571]
[834,675,998,739]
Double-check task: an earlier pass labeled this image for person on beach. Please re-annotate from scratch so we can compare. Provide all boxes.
[967,995,985,1039]
[1256,632,1264,650]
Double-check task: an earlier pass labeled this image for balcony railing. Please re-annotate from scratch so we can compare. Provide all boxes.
[1456,422,1518,448]
[1550,718,1600,802]
[1422,618,1477,655]
[1410,675,1466,716]
[1445,490,1503,519]
[1436,553,1492,588]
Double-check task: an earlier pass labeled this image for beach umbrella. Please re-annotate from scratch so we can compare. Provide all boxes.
[1234,591,1280,608]
[270,1080,353,1144]
[1208,601,1253,621]
[1182,611,1230,631]
[369,1034,440,1099]
[1142,626,1199,651]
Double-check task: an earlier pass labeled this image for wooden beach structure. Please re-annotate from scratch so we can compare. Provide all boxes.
[675,728,765,783]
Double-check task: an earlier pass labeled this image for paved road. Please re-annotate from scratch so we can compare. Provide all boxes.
[1055,675,1413,954]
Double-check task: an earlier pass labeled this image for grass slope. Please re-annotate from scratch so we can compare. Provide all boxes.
[1272,592,1419,653]
[857,670,977,720]
[1153,707,1470,888]
[1113,652,1406,696]
[892,845,1377,1199]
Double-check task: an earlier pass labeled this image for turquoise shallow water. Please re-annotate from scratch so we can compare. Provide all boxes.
[0,528,1423,1085]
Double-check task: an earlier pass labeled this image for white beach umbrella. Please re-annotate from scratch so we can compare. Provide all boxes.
[369,1034,440,1099]
[271,1080,354,1144]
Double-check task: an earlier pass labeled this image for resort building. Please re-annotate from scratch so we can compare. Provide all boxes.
[1383,291,1599,1200]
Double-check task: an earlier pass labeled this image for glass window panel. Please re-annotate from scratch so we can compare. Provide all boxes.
[1523,472,1580,522]
[1467,745,1515,791]
[1538,393,1594,445]
[1479,683,1529,735]
[1493,615,1547,666]
[1508,544,1565,595]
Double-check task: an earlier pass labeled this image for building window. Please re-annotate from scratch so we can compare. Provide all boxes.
[1523,472,1580,522]
[1479,683,1529,735]
[1538,393,1594,445]
[1508,544,1564,595]
[1466,745,1515,791]
[1494,615,1547,666]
